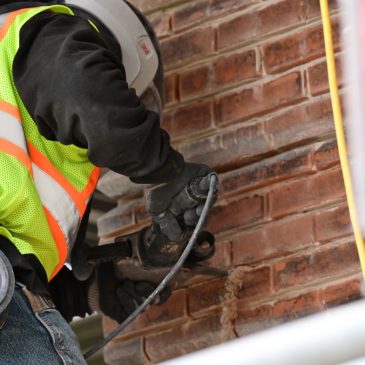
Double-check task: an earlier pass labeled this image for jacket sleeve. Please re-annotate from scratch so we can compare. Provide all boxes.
[13,11,184,184]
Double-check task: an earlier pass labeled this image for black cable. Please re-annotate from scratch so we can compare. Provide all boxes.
[84,174,217,359]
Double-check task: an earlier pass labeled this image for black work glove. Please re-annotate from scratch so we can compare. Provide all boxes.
[145,163,219,241]
[87,262,170,323]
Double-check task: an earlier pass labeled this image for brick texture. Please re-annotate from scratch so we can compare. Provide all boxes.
[146,312,233,363]
[269,167,346,219]
[234,305,272,337]
[232,214,315,266]
[263,20,340,74]
[179,49,260,101]
[308,55,344,96]
[217,0,303,50]
[163,101,214,140]
[206,195,265,234]
[100,1,362,364]
[273,241,360,290]
[271,291,322,320]
[216,72,306,126]
[161,27,215,68]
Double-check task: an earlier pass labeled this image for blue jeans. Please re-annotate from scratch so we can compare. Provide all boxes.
[0,284,87,365]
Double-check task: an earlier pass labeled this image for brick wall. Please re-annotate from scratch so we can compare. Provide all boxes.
[97,1,363,364]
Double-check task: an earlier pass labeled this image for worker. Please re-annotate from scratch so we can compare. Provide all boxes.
[0,0,218,363]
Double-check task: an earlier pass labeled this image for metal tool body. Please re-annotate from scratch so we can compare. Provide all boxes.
[72,173,220,288]
[72,224,217,289]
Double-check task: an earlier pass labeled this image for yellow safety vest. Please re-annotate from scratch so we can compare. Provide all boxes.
[0,5,100,280]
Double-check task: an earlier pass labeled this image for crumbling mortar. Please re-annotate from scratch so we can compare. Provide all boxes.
[220,266,247,340]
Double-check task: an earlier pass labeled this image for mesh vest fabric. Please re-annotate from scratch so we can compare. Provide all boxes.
[0,5,100,280]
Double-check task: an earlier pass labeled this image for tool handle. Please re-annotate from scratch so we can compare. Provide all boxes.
[86,240,133,264]
[188,173,219,201]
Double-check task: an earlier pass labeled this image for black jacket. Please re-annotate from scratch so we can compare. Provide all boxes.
[0,1,184,318]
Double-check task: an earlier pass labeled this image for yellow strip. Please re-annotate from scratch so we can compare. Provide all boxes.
[320,0,365,278]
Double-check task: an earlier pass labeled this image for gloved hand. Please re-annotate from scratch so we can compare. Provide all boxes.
[145,163,219,241]
[87,262,170,323]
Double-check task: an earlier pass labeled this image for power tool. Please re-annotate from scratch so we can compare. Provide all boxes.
[72,224,219,287]
[83,174,221,359]
[72,174,222,289]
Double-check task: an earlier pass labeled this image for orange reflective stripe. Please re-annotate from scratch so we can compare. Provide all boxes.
[44,207,67,280]
[0,137,32,174]
[0,9,29,42]
[81,167,101,201]
[0,100,21,121]
[27,143,87,216]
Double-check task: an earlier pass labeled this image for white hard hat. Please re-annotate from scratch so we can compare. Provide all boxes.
[64,0,162,109]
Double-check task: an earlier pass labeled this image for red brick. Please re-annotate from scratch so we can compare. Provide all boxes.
[188,277,228,316]
[314,204,352,242]
[216,72,305,126]
[215,49,259,87]
[320,277,363,307]
[273,241,360,290]
[237,266,272,300]
[219,123,270,165]
[179,49,259,101]
[206,195,264,234]
[304,0,340,20]
[221,145,313,196]
[146,313,233,363]
[132,289,186,331]
[179,64,214,101]
[204,240,232,269]
[263,20,340,74]
[137,0,178,12]
[266,98,334,151]
[103,290,187,338]
[209,0,260,15]
[172,1,208,31]
[164,73,178,106]
[103,337,147,365]
[163,101,213,140]
[208,0,259,16]
[269,167,346,218]
[178,134,221,167]
[148,11,171,38]
[217,0,304,50]
[161,27,215,68]
[179,122,271,171]
[232,214,315,265]
[234,304,272,336]
[314,140,340,170]
[187,266,271,317]
[172,0,258,31]
[308,56,343,96]
[271,291,321,320]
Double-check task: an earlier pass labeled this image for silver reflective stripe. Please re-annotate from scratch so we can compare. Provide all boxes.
[0,110,27,151]
[0,14,7,28]
[32,164,80,248]
[1,109,81,248]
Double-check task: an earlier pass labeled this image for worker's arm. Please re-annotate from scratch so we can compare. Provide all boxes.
[13,11,184,184]
[3,10,217,307]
